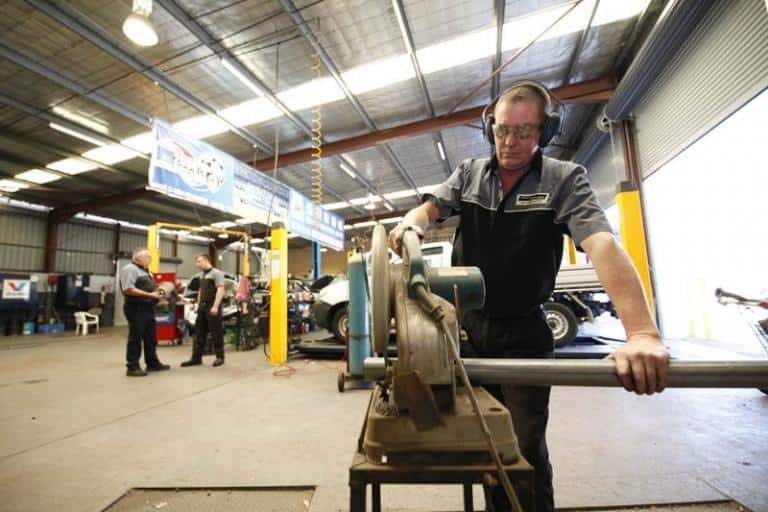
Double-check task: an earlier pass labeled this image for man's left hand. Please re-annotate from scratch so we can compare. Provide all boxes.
[209,306,219,316]
[606,334,669,395]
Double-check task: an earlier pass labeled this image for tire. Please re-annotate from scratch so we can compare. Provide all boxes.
[544,301,579,348]
[760,387,768,395]
[330,305,349,343]
[338,372,345,393]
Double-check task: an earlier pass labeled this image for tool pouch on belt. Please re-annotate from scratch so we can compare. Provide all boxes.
[462,309,554,357]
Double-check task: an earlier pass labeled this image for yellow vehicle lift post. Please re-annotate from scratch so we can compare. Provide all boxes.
[269,223,288,366]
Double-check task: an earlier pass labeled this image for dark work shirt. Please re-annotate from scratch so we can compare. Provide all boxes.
[424,151,611,319]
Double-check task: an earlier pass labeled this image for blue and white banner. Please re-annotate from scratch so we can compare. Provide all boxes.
[289,190,345,251]
[149,120,235,213]
[148,120,345,250]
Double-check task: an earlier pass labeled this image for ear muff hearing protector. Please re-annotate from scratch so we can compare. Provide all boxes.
[482,80,562,148]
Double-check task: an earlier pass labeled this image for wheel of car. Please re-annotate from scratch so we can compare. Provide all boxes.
[760,387,768,395]
[544,301,578,348]
[331,306,349,343]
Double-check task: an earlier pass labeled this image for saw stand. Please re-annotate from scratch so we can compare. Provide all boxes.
[348,392,534,512]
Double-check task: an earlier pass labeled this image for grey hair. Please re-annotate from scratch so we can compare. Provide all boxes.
[132,247,151,259]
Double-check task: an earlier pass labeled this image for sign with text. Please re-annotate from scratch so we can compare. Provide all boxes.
[149,121,343,250]
[2,279,31,301]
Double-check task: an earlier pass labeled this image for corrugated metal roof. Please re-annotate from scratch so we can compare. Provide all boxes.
[0,0,652,231]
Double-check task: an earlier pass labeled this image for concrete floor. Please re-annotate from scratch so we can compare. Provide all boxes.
[0,328,766,511]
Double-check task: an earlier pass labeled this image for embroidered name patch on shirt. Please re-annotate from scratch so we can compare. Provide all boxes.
[516,192,550,206]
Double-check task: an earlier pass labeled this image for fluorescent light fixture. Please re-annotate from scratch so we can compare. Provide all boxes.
[250,237,264,243]
[219,98,282,128]
[354,220,378,228]
[123,0,158,47]
[235,218,255,225]
[0,179,29,192]
[344,225,354,230]
[392,0,415,55]
[221,58,263,96]
[379,216,403,225]
[385,203,394,212]
[75,212,118,225]
[211,221,237,228]
[46,159,97,175]
[0,196,51,212]
[436,141,446,161]
[83,144,142,165]
[320,247,328,253]
[16,169,61,184]
[342,54,414,95]
[174,115,229,140]
[383,189,417,200]
[121,131,154,154]
[51,107,109,134]
[278,77,346,112]
[339,163,357,179]
[218,233,229,239]
[323,201,350,210]
[49,122,106,146]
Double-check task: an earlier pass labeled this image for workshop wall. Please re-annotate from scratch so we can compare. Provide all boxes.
[0,211,45,272]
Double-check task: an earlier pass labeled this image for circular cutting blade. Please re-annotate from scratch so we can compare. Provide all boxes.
[370,224,391,355]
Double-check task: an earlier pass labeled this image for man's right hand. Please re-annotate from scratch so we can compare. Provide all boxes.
[388,223,424,255]
[149,291,164,301]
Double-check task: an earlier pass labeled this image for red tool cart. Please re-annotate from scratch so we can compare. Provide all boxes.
[153,272,182,345]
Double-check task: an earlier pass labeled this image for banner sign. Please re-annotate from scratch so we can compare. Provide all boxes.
[149,121,343,250]
[289,190,346,250]
[2,279,31,301]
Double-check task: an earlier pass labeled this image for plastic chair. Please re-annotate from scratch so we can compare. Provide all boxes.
[74,311,99,335]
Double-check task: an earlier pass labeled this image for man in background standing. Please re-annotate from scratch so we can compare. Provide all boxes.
[119,247,170,377]
[181,253,226,368]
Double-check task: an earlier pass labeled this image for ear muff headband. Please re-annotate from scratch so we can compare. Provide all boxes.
[482,80,562,148]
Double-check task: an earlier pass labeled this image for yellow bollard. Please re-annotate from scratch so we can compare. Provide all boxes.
[615,182,655,315]
[147,224,160,273]
[269,224,288,365]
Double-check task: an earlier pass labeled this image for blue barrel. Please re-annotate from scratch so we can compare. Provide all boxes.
[347,254,371,376]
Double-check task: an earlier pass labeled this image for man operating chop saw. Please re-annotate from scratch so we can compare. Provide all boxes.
[389,81,669,512]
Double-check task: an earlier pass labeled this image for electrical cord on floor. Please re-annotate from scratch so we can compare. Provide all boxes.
[413,284,523,512]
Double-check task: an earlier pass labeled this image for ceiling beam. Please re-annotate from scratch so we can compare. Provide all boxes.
[0,132,145,180]
[392,0,452,177]
[153,0,368,215]
[562,0,600,85]
[278,0,421,198]
[0,41,151,127]
[26,0,274,155]
[0,93,148,173]
[491,0,505,99]
[51,187,158,222]
[253,75,616,169]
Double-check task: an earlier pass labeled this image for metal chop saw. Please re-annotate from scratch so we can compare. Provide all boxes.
[358,225,768,508]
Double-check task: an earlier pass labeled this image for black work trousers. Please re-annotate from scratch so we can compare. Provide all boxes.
[462,309,555,512]
[124,302,161,370]
[193,304,224,359]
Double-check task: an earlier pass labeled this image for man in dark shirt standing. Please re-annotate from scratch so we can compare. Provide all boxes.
[389,82,669,511]
[119,248,170,377]
[181,253,227,368]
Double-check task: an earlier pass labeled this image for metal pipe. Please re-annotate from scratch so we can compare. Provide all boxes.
[363,358,768,388]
